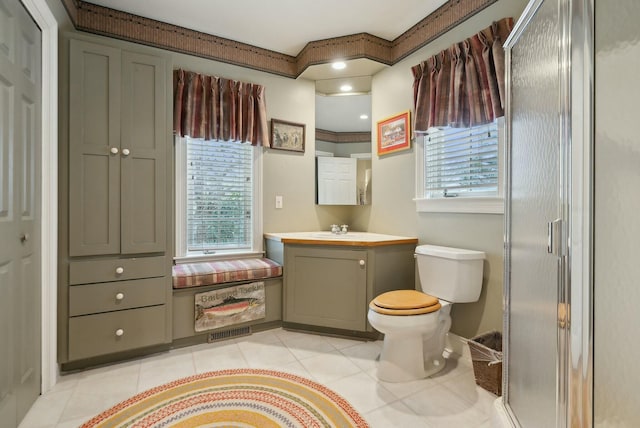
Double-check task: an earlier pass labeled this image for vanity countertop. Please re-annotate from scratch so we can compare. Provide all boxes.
[264,232,418,247]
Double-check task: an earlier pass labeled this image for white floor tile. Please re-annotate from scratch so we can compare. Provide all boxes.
[298,350,362,384]
[18,389,73,428]
[339,340,383,372]
[369,370,440,400]
[192,341,248,373]
[280,332,336,360]
[237,340,297,368]
[402,382,489,428]
[325,372,397,414]
[20,328,493,428]
[365,401,430,428]
[324,334,365,350]
[137,351,197,392]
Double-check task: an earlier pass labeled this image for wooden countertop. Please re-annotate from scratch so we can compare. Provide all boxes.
[264,232,418,247]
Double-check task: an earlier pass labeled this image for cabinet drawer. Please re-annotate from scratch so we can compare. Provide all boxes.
[69,277,166,316]
[68,305,166,361]
[69,256,166,285]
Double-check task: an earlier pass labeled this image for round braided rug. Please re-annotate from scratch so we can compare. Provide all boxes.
[81,368,369,427]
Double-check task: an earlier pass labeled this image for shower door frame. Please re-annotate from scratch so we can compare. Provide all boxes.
[502,0,594,427]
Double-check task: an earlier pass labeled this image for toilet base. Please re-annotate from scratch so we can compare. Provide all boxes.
[377,331,427,382]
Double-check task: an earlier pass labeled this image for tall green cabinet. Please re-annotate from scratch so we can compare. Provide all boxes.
[58,35,173,370]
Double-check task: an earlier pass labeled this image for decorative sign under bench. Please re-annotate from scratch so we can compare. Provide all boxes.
[194,281,265,332]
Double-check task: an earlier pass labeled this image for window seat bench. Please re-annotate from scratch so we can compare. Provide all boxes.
[171,258,283,343]
[172,258,282,289]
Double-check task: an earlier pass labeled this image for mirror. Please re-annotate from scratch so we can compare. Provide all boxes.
[315,85,372,205]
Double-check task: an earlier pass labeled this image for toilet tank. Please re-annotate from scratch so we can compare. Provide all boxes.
[415,245,485,303]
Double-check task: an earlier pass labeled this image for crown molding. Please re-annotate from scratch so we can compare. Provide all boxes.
[60,0,498,78]
[316,129,372,144]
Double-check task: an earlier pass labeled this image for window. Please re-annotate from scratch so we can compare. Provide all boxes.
[415,118,504,214]
[175,137,263,261]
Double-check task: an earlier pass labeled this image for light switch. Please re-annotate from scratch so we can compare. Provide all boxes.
[275,195,283,209]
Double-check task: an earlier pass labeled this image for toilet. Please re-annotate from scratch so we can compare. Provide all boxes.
[367,244,485,382]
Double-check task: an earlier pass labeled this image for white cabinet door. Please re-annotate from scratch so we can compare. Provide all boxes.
[316,157,357,205]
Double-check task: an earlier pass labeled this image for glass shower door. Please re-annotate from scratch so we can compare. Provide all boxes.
[505,0,563,426]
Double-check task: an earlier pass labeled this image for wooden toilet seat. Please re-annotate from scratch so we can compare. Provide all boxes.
[369,290,441,315]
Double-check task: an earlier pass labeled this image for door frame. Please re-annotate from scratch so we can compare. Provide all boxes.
[20,0,58,393]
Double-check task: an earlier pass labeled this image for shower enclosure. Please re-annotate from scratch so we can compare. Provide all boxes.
[502,0,593,426]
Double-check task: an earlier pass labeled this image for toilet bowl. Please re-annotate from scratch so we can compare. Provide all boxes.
[367,245,485,382]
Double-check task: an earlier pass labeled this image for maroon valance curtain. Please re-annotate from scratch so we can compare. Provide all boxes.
[412,17,514,131]
[173,69,269,147]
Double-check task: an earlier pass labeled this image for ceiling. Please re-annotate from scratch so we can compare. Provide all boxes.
[83,0,450,134]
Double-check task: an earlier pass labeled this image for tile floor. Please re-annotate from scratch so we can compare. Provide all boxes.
[19,328,497,428]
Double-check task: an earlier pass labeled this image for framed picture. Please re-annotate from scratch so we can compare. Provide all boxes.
[270,119,305,153]
[376,110,411,156]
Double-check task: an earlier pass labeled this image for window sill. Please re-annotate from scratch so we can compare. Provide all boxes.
[174,251,265,265]
[414,197,504,214]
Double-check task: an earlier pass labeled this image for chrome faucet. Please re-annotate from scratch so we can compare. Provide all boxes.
[330,224,349,234]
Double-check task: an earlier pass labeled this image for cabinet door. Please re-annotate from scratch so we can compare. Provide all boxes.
[120,51,166,254]
[285,246,367,331]
[68,40,121,256]
[316,157,357,205]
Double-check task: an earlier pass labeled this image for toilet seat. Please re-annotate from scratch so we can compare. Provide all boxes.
[369,290,441,315]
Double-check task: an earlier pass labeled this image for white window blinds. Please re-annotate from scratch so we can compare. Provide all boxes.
[186,139,253,253]
[424,121,499,198]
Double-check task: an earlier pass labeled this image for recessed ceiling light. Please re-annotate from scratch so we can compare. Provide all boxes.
[340,84,353,92]
[332,61,346,70]
[360,114,369,120]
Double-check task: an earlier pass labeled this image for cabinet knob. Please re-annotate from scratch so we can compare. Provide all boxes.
[115,292,124,301]
[110,147,119,155]
[115,266,124,275]
[121,148,130,156]
[359,260,365,266]
[20,233,29,243]
[115,328,124,337]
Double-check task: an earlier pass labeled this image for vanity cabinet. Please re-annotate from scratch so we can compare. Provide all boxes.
[58,35,173,369]
[285,247,368,331]
[266,233,418,336]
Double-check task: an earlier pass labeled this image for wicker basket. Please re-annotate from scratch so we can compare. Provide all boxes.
[468,331,503,396]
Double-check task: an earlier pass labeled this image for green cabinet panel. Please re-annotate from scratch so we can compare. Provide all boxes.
[68,255,166,285]
[172,278,283,340]
[68,40,166,257]
[68,305,166,361]
[68,39,121,257]
[284,246,368,331]
[69,277,166,316]
[120,51,166,254]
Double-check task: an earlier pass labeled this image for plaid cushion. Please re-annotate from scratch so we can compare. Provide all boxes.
[172,258,282,289]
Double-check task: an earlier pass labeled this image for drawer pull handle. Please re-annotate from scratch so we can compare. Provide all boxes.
[115,266,124,275]
[115,292,124,301]
[115,328,124,337]
[359,260,365,266]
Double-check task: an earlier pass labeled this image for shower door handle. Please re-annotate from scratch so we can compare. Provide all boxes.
[547,219,564,257]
